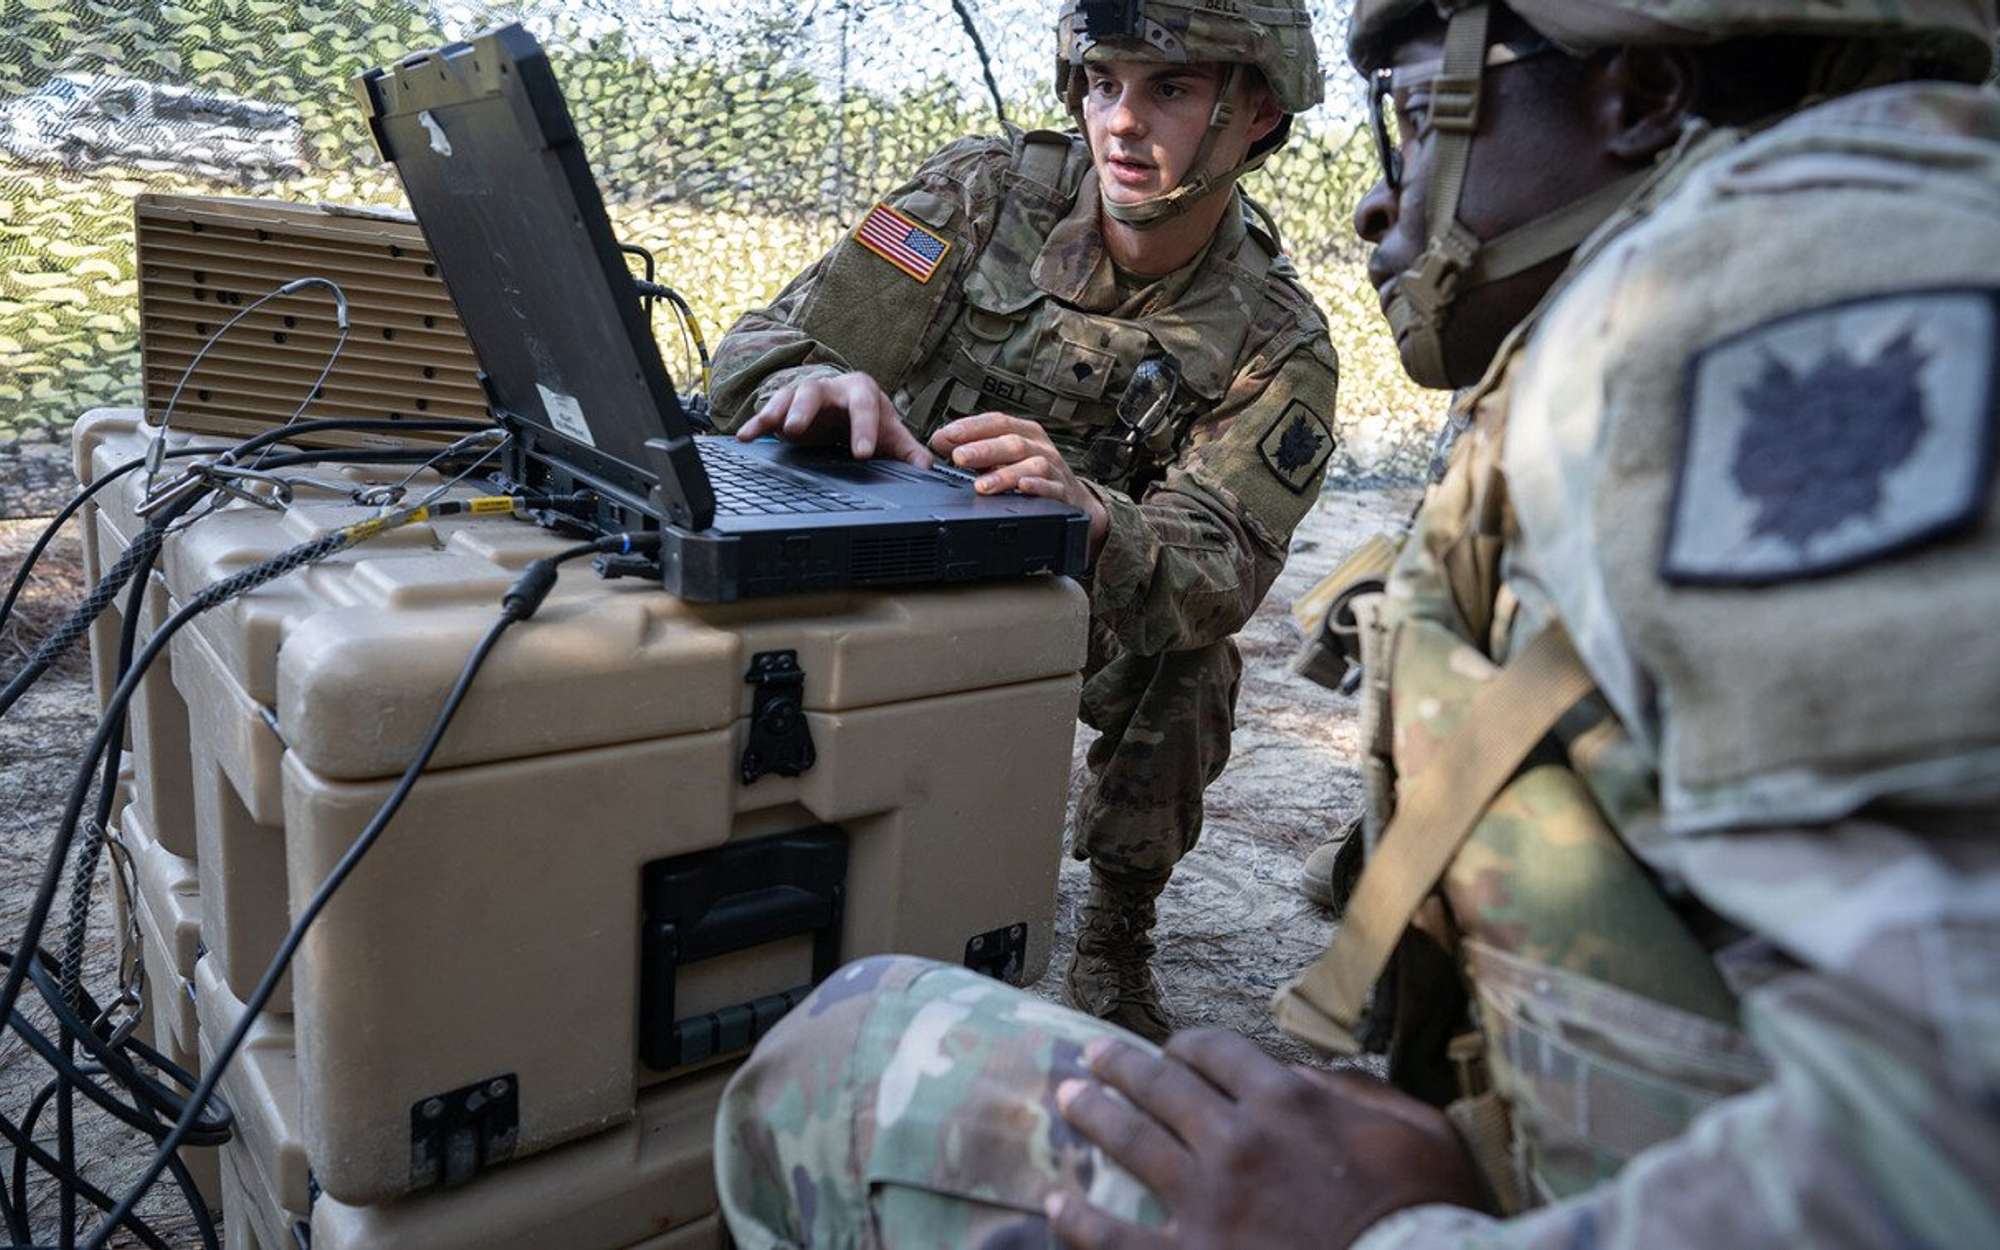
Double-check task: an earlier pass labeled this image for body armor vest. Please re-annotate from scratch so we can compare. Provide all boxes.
[897,131,1278,496]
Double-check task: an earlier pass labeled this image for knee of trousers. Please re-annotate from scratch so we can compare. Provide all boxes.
[1079,635,1243,737]
[1076,639,1244,862]
[714,956,1164,1246]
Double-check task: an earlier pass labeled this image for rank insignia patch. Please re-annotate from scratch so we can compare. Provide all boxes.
[855,202,952,283]
[1663,290,1996,586]
[1260,399,1335,493]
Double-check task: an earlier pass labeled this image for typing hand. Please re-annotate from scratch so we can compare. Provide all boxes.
[930,412,1109,560]
[734,371,933,467]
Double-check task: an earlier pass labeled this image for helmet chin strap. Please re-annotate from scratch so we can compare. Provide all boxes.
[1083,63,1269,231]
[1385,2,1648,386]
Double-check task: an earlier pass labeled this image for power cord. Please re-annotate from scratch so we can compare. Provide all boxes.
[0,496,571,1247]
[2,416,491,641]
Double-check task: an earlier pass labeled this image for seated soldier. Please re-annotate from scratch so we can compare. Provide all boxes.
[707,0,1340,1042]
[712,0,2000,1246]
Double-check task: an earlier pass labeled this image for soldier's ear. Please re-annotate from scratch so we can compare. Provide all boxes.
[1596,47,1696,164]
[1240,67,1284,146]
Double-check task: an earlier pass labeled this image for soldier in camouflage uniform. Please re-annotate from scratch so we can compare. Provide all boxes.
[708,0,1338,1041]
[715,0,2000,1245]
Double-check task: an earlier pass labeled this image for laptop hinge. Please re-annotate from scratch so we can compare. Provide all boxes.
[644,435,715,531]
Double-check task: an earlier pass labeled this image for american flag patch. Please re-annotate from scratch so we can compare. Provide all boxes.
[855,202,952,283]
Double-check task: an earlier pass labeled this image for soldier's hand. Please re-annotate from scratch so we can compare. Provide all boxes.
[734,371,933,466]
[1047,1029,1486,1249]
[929,413,1110,560]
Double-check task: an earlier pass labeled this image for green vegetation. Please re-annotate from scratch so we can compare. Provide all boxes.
[0,0,1437,511]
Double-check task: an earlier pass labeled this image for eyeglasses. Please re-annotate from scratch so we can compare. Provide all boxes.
[1368,36,1555,193]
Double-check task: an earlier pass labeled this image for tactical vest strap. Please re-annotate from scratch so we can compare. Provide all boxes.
[1009,130,1081,203]
[1273,624,1597,1054]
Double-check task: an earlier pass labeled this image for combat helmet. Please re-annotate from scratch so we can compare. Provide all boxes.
[1349,0,1999,386]
[1055,0,1324,229]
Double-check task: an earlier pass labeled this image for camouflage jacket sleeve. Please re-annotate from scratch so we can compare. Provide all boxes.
[707,136,1014,427]
[1085,307,1339,656]
[1352,829,2000,1249]
[1381,380,1515,656]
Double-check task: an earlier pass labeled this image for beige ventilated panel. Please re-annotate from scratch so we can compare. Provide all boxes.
[135,193,492,450]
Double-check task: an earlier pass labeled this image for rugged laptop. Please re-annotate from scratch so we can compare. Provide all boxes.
[355,24,1089,601]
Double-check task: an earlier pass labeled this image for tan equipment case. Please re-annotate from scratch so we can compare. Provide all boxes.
[75,408,1089,1241]
[134,194,489,451]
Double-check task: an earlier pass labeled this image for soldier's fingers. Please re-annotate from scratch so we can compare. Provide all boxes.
[1012,475,1072,501]
[842,381,885,458]
[975,455,1055,495]
[738,386,796,440]
[1083,1039,1233,1146]
[1056,1077,1192,1191]
[932,412,1034,451]
[1044,1192,1173,1250]
[781,380,832,437]
[1159,1027,1295,1104]
[972,462,1025,495]
[876,415,935,469]
[953,433,1041,470]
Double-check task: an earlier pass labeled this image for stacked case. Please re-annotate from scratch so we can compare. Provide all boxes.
[75,408,1089,1247]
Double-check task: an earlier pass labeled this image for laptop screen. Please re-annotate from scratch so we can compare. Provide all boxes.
[356,24,714,529]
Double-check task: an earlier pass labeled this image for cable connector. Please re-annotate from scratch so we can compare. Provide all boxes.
[599,531,662,559]
[503,532,659,621]
[502,558,564,621]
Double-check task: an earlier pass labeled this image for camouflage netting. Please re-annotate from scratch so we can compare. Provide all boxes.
[0,0,1437,520]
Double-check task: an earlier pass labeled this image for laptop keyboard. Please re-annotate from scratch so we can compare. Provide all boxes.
[703,442,885,516]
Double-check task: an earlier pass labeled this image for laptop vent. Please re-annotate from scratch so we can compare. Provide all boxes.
[849,533,940,583]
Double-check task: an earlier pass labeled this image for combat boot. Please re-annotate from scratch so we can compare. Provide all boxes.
[1298,819,1364,915]
[1063,869,1171,1043]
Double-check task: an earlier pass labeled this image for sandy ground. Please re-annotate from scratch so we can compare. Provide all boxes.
[0,482,1417,1241]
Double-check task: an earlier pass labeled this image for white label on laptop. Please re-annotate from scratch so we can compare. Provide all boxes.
[536,383,596,448]
[418,110,453,157]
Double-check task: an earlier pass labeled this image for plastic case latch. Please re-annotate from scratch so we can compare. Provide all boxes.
[964,922,1029,984]
[741,649,815,783]
[409,1073,519,1190]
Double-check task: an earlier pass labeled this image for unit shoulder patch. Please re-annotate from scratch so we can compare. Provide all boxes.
[1259,399,1335,494]
[854,202,952,283]
[1663,289,1996,586]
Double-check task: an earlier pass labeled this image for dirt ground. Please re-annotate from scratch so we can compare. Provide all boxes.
[2,521,215,1245]
[0,482,1417,1241]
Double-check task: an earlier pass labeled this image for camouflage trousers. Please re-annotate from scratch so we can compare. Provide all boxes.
[1074,621,1243,880]
[714,955,1166,1249]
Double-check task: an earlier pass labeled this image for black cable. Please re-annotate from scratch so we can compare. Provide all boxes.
[1,414,491,676]
[0,507,408,1131]
[4,959,232,1143]
[0,427,497,721]
[0,524,164,724]
[0,422,502,1246]
[60,533,154,1008]
[52,552,154,1244]
[86,534,646,1249]
[0,969,228,1145]
[0,1176,23,1249]
[0,453,157,639]
[1,473,561,1244]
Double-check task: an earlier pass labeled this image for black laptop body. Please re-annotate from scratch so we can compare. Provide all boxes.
[355,24,1089,602]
